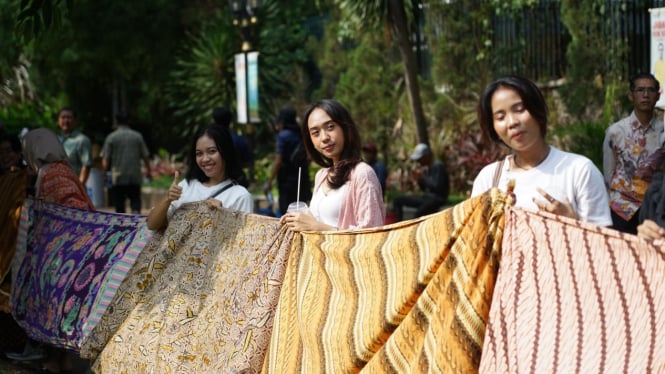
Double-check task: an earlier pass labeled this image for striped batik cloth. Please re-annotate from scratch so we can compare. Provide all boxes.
[263,189,509,373]
[480,207,665,373]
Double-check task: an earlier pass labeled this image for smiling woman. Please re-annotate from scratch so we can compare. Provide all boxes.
[471,75,611,226]
[146,125,253,231]
[279,99,385,231]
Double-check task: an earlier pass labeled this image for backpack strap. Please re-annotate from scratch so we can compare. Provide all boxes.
[492,158,506,188]
[209,181,236,199]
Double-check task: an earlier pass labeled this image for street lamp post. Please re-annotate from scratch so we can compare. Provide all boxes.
[228,0,260,125]
[229,0,260,52]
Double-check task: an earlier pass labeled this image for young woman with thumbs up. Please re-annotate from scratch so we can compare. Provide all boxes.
[146,125,253,230]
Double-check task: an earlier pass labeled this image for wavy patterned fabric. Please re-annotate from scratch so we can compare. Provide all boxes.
[262,189,509,373]
[479,208,665,373]
[86,202,294,373]
[11,199,151,350]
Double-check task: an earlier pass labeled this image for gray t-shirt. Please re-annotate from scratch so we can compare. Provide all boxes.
[101,126,149,185]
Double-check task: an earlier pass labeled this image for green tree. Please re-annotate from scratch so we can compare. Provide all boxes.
[334,33,402,152]
[335,0,429,145]
[165,0,317,156]
[427,1,495,100]
[11,0,204,149]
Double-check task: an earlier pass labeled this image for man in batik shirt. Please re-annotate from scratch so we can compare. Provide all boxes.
[603,72,665,234]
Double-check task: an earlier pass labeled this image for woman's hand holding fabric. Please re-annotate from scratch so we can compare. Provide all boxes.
[533,187,578,220]
[637,219,665,240]
[206,198,222,210]
[280,210,332,232]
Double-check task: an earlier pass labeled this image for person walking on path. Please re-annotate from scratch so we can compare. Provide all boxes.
[264,106,312,216]
[212,107,252,187]
[56,107,93,185]
[101,113,152,214]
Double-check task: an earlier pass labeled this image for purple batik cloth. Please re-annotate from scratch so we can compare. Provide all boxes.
[11,199,152,350]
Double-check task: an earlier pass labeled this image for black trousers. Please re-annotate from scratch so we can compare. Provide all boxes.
[112,184,142,214]
[610,209,640,235]
[392,194,445,221]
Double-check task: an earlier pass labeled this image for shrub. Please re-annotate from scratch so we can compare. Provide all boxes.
[444,130,507,196]
[549,121,607,171]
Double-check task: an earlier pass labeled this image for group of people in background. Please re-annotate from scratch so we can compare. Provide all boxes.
[4,73,665,236]
[1,71,665,371]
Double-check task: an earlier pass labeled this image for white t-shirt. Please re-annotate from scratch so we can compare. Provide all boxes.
[167,179,253,219]
[471,146,612,226]
[309,183,349,228]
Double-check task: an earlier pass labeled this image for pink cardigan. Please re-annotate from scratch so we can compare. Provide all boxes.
[313,162,385,230]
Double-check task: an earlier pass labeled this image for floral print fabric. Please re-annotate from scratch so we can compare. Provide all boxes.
[11,199,151,350]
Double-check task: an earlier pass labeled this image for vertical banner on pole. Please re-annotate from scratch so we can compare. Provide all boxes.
[651,7,665,108]
[247,51,260,123]
[235,53,248,124]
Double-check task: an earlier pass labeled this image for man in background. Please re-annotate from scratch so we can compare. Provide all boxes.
[101,113,151,214]
[362,143,387,196]
[212,107,252,187]
[57,107,92,185]
[392,143,449,221]
[264,106,311,216]
[603,72,665,234]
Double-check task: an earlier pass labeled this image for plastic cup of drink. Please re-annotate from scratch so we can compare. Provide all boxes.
[287,201,308,213]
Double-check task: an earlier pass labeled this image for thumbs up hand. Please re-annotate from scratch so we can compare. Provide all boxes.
[167,171,183,202]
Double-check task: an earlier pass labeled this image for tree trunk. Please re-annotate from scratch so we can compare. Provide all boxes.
[388,0,429,146]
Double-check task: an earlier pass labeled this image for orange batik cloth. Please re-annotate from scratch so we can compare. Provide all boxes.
[263,189,509,373]
[37,161,94,211]
[0,169,27,312]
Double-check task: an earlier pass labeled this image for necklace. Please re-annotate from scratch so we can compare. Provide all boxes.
[512,146,550,171]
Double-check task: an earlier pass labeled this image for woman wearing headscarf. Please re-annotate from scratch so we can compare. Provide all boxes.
[7,128,94,372]
[22,128,94,211]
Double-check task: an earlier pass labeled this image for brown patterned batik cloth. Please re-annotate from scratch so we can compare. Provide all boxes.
[0,170,26,312]
[480,208,665,373]
[85,202,294,373]
[263,189,509,373]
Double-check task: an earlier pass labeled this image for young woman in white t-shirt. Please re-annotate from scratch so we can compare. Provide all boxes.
[147,124,253,230]
[471,75,611,226]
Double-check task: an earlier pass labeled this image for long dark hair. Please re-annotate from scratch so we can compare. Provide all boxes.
[478,75,548,146]
[302,99,361,189]
[185,125,243,184]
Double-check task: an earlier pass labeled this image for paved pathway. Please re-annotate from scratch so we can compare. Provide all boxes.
[0,356,41,373]
[0,354,91,374]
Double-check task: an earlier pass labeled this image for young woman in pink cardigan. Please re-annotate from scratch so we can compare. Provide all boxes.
[280,99,385,231]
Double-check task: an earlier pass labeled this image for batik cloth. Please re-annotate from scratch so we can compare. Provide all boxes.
[262,188,508,373]
[37,161,95,211]
[86,202,293,374]
[0,170,27,312]
[11,199,151,350]
[479,208,665,373]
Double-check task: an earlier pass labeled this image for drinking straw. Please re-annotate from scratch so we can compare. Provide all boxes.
[296,167,301,204]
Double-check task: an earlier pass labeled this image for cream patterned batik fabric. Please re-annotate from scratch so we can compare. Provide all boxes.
[480,208,665,373]
[84,202,293,373]
[263,189,509,373]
